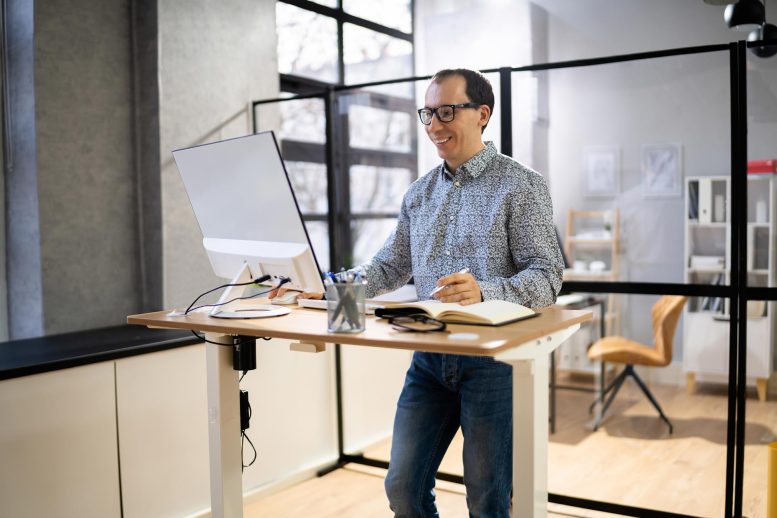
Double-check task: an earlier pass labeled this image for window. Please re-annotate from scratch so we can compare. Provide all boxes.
[271,0,415,270]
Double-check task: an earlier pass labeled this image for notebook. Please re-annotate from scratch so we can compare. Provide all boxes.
[375,300,537,326]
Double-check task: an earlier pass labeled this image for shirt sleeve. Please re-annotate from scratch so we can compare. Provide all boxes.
[349,192,414,299]
[478,173,564,307]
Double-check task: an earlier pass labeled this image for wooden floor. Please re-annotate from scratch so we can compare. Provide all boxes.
[246,377,777,518]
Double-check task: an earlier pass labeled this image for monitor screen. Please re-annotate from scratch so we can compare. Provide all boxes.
[172,131,325,302]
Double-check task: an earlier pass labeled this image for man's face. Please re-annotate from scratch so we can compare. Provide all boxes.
[423,75,489,171]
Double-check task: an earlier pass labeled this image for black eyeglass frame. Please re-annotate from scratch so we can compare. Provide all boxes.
[388,314,447,332]
[417,102,481,125]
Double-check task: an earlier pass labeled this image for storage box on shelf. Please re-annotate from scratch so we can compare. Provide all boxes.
[683,175,775,401]
[560,209,620,374]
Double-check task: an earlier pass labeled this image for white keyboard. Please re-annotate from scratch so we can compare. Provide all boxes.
[297,298,383,314]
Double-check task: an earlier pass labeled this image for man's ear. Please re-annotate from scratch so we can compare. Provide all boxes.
[479,105,491,128]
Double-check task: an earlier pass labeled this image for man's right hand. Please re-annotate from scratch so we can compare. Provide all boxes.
[267,286,324,301]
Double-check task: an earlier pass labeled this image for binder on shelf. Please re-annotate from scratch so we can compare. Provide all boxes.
[748,159,777,174]
[689,255,725,269]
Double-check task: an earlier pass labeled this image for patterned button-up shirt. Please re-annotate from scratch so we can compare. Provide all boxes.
[354,141,563,308]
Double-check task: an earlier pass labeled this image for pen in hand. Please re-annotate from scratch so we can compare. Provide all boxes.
[430,268,470,297]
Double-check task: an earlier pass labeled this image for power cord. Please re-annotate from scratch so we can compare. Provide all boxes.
[185,275,290,346]
[189,331,271,347]
[185,274,289,314]
[240,377,257,471]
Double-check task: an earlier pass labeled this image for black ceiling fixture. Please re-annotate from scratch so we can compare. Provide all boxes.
[748,20,777,57]
[710,0,777,57]
[724,0,765,31]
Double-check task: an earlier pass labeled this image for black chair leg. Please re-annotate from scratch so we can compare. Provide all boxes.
[592,368,628,431]
[629,367,674,434]
[588,367,626,415]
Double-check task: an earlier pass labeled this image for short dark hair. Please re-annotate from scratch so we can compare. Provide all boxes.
[431,68,494,133]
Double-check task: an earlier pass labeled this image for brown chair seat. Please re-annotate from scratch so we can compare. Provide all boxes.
[588,336,668,367]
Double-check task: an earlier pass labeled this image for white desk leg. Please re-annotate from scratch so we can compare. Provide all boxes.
[205,333,243,518]
[495,325,579,518]
[511,356,549,518]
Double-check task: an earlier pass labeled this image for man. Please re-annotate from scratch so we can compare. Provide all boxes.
[293,68,562,517]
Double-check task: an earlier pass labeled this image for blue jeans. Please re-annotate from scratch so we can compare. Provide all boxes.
[384,352,513,518]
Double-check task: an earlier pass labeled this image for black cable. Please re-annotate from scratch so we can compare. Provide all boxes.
[190,330,272,347]
[185,275,288,315]
[241,397,257,471]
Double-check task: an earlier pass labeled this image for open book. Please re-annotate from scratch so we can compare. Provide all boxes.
[375,300,537,326]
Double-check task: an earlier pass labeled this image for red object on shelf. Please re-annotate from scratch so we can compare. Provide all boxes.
[748,159,777,174]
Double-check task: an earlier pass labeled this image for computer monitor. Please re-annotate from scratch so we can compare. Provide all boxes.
[172,131,325,318]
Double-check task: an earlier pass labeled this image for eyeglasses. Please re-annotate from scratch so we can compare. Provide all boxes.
[388,314,447,333]
[417,103,481,125]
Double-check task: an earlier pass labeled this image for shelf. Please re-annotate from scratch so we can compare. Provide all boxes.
[563,270,615,281]
[567,238,615,245]
[688,221,727,228]
[750,269,769,275]
[687,267,727,274]
[747,222,770,228]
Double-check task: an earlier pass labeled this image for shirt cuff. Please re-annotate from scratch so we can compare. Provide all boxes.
[478,280,502,302]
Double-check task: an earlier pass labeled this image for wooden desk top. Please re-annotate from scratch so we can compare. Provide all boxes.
[128,304,591,356]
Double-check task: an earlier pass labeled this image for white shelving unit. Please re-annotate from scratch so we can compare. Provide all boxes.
[559,209,620,374]
[683,175,775,401]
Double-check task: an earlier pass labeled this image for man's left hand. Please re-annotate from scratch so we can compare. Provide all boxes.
[433,272,482,305]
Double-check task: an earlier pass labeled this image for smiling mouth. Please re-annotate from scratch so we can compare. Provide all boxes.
[433,136,452,145]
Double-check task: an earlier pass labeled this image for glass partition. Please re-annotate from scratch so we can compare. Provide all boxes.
[743,48,777,518]
[516,49,733,517]
[252,45,761,517]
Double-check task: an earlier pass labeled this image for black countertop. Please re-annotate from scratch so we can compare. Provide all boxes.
[0,325,201,381]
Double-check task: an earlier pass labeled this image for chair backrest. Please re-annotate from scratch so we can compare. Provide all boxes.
[652,295,688,366]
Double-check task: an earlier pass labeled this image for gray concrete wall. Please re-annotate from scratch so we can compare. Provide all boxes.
[158,0,279,309]
[35,0,140,334]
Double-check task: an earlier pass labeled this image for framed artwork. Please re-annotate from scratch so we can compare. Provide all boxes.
[642,143,683,197]
[583,146,620,198]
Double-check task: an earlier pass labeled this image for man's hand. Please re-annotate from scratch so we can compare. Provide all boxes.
[267,286,324,300]
[432,272,482,305]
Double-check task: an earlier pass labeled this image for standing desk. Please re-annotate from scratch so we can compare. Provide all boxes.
[128,305,591,518]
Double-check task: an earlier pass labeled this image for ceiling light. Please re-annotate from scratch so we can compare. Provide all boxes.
[725,0,766,31]
[748,22,777,57]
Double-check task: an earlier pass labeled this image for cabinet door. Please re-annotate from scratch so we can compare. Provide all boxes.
[746,318,771,379]
[684,314,730,376]
[0,364,121,518]
[684,314,771,381]
[115,345,210,518]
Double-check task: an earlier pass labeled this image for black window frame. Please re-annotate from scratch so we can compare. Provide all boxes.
[272,0,417,270]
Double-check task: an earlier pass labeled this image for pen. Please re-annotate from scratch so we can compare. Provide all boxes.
[430,268,470,297]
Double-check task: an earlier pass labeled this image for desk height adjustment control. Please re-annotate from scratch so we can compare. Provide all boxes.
[290,341,326,353]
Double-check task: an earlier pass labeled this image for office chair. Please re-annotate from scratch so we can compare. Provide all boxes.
[587,295,687,434]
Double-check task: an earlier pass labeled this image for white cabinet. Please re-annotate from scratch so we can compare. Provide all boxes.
[683,175,775,401]
[0,364,122,518]
[115,345,211,518]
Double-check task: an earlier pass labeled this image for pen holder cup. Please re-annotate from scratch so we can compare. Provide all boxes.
[326,282,366,333]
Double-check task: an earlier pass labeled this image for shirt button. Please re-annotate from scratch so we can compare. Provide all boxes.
[446,250,451,256]
[449,216,454,222]
[454,181,461,187]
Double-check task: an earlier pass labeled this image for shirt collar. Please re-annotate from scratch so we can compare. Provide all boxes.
[441,141,497,180]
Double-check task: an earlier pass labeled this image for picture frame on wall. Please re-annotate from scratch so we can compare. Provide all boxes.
[583,146,620,198]
[642,143,683,197]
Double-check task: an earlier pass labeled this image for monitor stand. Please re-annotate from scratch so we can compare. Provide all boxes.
[209,263,290,319]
